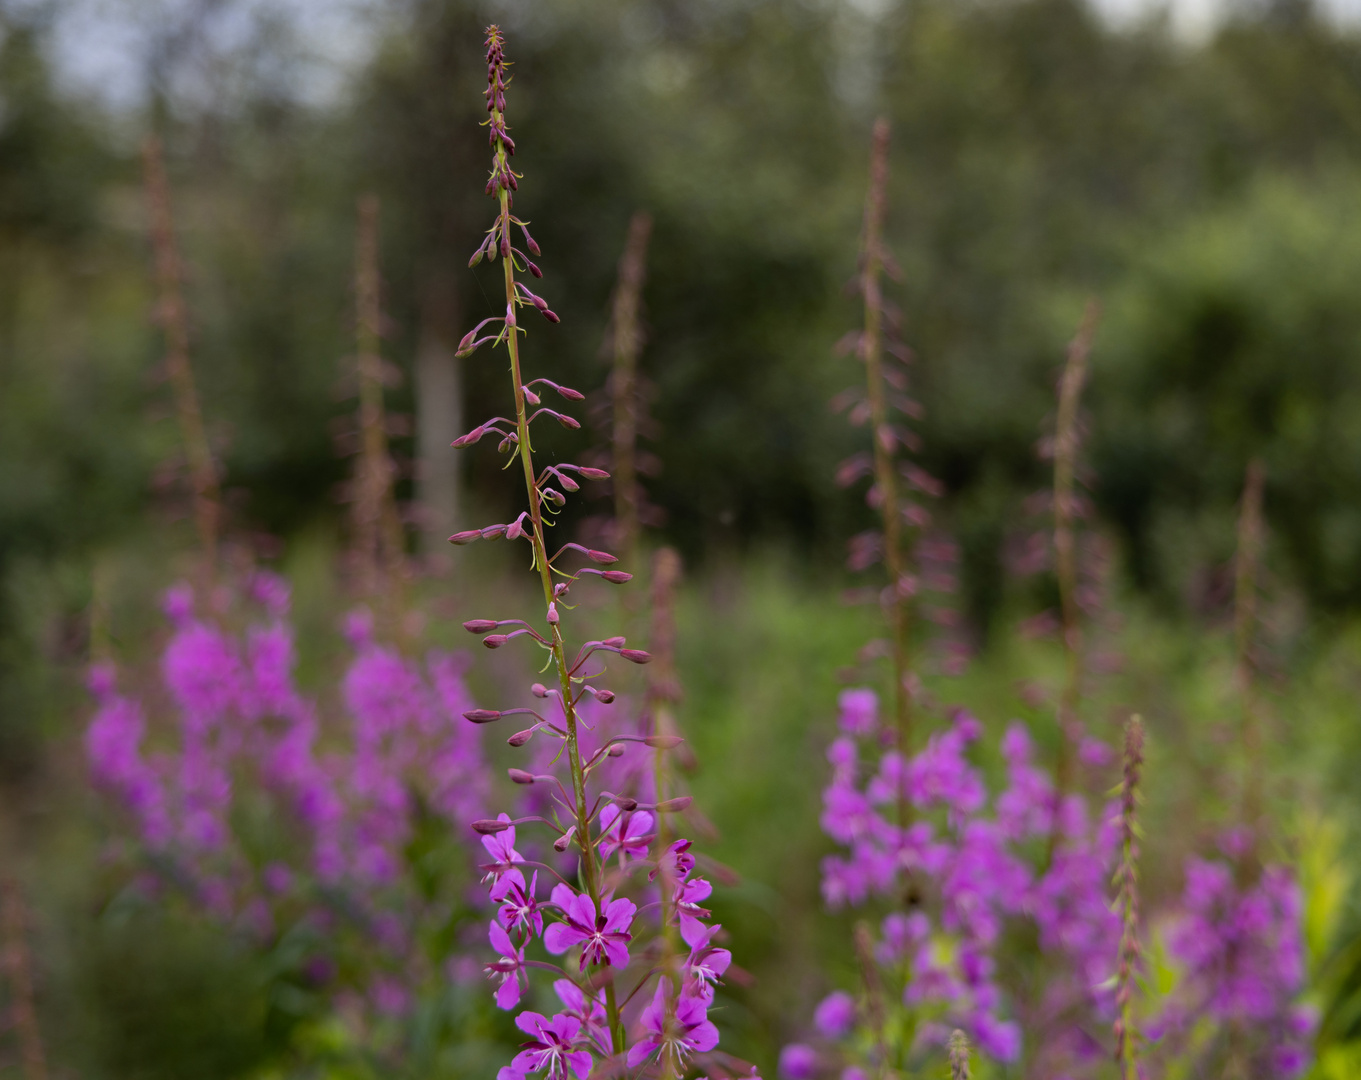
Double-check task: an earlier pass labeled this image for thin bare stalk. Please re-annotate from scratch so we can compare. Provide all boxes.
[1,876,47,1080]
[1051,301,1101,819]
[352,195,407,610]
[142,135,220,575]
[610,211,653,572]
[861,118,912,763]
[1233,459,1265,848]
[853,921,891,1079]
[648,547,684,965]
[1113,714,1145,1080]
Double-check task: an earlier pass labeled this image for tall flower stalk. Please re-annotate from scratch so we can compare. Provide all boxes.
[350,195,408,611]
[1050,301,1100,816]
[143,135,221,576]
[452,29,740,1077]
[857,117,912,758]
[610,211,653,573]
[0,872,47,1080]
[1232,459,1265,845]
[1112,715,1144,1080]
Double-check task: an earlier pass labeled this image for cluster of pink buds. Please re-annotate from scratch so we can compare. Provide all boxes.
[451,27,752,1080]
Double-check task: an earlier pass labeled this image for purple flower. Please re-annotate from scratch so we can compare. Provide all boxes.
[485,920,527,1009]
[553,979,609,1051]
[674,876,714,940]
[778,1044,817,1080]
[482,814,526,881]
[837,688,878,736]
[626,981,720,1068]
[813,991,856,1039]
[492,869,543,939]
[682,920,732,1002]
[598,804,654,862]
[542,884,635,969]
[511,1011,593,1080]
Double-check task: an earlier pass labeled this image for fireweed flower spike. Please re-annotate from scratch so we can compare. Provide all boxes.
[948,1029,972,1080]
[1112,715,1144,1080]
[455,29,746,1078]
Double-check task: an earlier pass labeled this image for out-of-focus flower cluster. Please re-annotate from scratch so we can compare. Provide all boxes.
[85,573,489,1021]
[780,689,1314,1078]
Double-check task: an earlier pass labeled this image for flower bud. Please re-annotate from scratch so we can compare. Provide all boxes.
[554,826,576,852]
[594,689,615,704]
[543,309,560,323]
[603,636,627,648]
[519,223,541,256]
[547,602,559,625]
[468,246,485,268]
[601,571,633,584]
[587,549,617,564]
[480,524,508,540]
[522,386,541,406]
[527,260,543,278]
[613,797,639,811]
[451,425,485,448]
[507,728,534,747]
[448,529,482,545]
[508,768,535,785]
[655,796,693,812]
[472,818,512,834]
[620,649,652,664]
[606,744,626,758]
[531,683,550,697]
[483,635,509,649]
[644,735,684,749]
[464,709,502,723]
[576,467,610,480]
[464,619,499,634]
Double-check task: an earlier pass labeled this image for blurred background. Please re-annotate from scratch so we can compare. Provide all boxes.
[6,0,1361,1075]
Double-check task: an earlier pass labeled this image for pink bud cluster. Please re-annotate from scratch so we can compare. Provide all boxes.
[450,26,751,1080]
[85,575,489,1019]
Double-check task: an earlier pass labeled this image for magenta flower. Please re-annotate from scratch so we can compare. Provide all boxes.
[674,875,713,940]
[492,868,543,939]
[482,814,526,882]
[597,804,654,861]
[486,920,527,1010]
[779,1044,817,1080]
[543,884,635,970]
[626,980,720,1068]
[552,978,609,1051]
[510,1011,594,1080]
[837,688,878,736]
[814,991,856,1039]
[681,920,733,1002]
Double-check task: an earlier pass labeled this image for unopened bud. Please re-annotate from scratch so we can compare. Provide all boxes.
[547,602,559,625]
[601,571,633,584]
[483,635,509,649]
[603,636,627,648]
[594,689,616,704]
[543,309,560,323]
[508,768,535,785]
[451,426,485,448]
[607,744,626,757]
[464,709,502,723]
[527,260,543,278]
[554,826,576,852]
[523,386,541,406]
[481,524,508,540]
[464,619,499,634]
[531,683,549,697]
[620,649,652,664]
[472,818,511,834]
[645,735,684,749]
[576,467,610,480]
[655,796,693,812]
[449,529,482,545]
[587,549,618,564]
[507,728,534,747]
[468,246,484,269]
[614,797,638,811]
